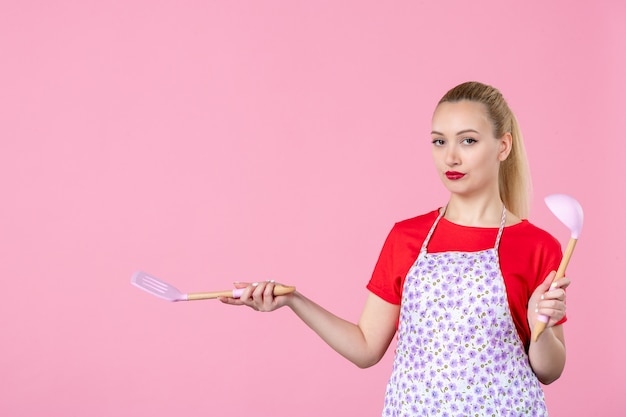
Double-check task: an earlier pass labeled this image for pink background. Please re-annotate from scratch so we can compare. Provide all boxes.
[1,1,624,416]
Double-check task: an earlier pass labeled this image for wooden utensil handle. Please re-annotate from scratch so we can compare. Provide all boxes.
[187,291,233,300]
[531,237,577,342]
[555,238,576,281]
[187,284,296,300]
[273,284,297,296]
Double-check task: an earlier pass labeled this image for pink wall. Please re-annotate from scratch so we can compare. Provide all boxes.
[1,1,624,416]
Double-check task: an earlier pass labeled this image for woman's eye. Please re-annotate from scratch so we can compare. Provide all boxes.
[461,138,477,145]
[432,139,445,146]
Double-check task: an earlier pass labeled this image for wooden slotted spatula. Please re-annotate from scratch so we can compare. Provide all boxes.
[131,271,296,302]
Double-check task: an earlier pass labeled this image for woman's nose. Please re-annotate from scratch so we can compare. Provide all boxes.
[445,146,460,166]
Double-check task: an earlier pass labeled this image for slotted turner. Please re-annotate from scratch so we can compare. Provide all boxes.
[131,271,296,302]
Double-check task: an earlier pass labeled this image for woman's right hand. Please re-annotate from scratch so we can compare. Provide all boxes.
[218,280,293,312]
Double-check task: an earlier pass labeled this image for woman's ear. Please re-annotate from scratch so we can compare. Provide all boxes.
[498,132,513,161]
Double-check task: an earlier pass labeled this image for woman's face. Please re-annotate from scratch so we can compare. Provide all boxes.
[430,100,511,197]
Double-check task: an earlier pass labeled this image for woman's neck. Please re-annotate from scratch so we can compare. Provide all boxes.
[443,195,520,227]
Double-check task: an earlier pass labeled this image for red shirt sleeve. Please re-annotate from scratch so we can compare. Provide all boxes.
[366,210,439,304]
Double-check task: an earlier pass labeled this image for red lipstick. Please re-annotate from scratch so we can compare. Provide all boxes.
[445,171,465,180]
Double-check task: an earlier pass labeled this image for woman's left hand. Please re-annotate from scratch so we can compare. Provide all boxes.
[528,271,570,329]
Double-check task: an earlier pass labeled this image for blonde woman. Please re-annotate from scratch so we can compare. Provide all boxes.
[221,81,568,416]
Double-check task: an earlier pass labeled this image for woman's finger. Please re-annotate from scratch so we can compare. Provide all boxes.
[536,297,566,324]
[542,288,566,302]
[551,276,571,291]
[218,296,245,306]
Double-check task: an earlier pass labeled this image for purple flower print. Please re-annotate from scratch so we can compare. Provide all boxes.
[384,246,547,416]
[435,380,444,391]
[453,274,463,285]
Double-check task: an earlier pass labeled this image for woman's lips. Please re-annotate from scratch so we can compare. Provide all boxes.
[445,171,465,180]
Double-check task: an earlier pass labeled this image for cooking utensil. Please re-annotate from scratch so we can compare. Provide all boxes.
[131,271,296,302]
[531,194,584,342]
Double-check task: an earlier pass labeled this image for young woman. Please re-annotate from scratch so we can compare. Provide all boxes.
[220,81,568,416]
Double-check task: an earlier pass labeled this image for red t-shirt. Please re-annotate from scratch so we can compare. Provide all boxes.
[366,209,565,350]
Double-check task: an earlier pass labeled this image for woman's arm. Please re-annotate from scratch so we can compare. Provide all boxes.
[288,291,399,368]
[527,271,569,384]
[220,281,399,368]
[528,325,566,384]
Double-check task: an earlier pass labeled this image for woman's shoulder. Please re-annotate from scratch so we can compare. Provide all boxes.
[381,209,441,247]
[507,219,562,250]
[393,209,441,232]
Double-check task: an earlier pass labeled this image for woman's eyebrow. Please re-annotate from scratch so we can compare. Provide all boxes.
[457,129,480,135]
[430,129,480,136]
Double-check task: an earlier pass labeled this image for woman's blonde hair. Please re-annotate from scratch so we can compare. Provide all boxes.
[438,81,531,219]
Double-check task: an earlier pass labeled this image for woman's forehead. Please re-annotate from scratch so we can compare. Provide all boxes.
[431,101,492,135]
